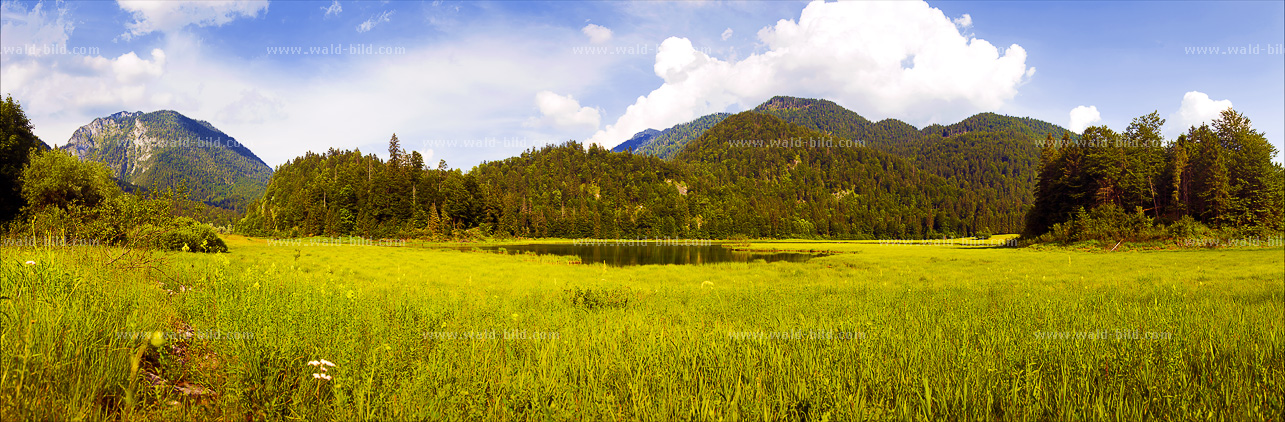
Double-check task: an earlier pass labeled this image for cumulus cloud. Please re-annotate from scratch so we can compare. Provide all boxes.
[587,0,1034,147]
[1168,91,1233,136]
[1068,105,1101,133]
[1,1,168,116]
[357,10,393,33]
[525,91,601,130]
[322,1,342,17]
[721,28,733,41]
[118,0,267,40]
[953,14,972,29]
[582,23,612,44]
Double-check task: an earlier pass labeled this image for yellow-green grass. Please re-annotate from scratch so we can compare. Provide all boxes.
[2,235,1281,421]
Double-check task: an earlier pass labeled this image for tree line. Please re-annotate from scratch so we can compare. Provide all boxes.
[238,112,1035,239]
[1024,109,1283,242]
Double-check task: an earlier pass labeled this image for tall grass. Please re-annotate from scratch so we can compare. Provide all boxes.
[2,236,1282,420]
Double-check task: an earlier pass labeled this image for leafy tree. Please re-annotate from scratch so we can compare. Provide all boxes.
[0,94,46,224]
[1025,108,1281,239]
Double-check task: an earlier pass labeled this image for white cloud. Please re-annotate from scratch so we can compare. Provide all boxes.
[1068,105,1101,133]
[419,148,435,166]
[5,8,616,168]
[1,1,168,117]
[587,0,1034,147]
[217,89,287,124]
[582,23,612,44]
[357,10,393,33]
[525,91,601,130]
[322,1,342,17]
[117,0,268,40]
[721,27,733,41]
[0,1,74,55]
[1168,91,1233,137]
[953,14,972,29]
[116,49,166,83]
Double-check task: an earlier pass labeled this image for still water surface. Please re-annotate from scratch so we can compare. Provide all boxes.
[466,243,825,266]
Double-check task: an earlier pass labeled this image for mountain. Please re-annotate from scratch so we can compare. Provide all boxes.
[611,129,660,153]
[751,96,878,140]
[671,111,976,237]
[747,96,1079,232]
[630,113,732,160]
[61,110,272,214]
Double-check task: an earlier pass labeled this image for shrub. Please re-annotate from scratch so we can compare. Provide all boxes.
[1166,216,1213,240]
[1037,204,1163,245]
[140,217,228,253]
[564,287,631,310]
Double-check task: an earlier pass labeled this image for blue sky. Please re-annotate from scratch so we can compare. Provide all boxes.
[2,0,1281,169]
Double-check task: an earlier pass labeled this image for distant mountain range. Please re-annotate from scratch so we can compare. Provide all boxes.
[611,129,660,154]
[60,110,272,218]
[612,113,731,160]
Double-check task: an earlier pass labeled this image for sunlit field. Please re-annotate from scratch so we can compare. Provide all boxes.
[3,236,1282,421]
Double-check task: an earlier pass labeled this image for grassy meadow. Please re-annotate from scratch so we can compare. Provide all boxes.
[2,235,1282,421]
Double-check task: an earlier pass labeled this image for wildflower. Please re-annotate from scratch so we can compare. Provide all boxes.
[24,261,35,265]
[308,359,336,380]
[701,281,714,287]
[308,359,336,370]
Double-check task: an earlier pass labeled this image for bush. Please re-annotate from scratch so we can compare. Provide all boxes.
[564,287,631,310]
[139,217,228,253]
[1037,204,1164,245]
[1166,216,1213,240]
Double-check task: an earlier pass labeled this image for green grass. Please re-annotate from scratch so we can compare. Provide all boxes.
[2,236,1282,421]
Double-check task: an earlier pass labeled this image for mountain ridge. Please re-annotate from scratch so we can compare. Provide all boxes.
[61,110,272,214]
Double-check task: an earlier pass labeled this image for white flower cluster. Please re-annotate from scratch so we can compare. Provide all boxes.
[308,359,336,380]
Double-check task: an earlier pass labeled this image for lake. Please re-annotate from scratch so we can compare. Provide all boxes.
[466,242,826,266]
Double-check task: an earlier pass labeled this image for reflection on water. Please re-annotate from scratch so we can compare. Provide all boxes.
[463,243,824,267]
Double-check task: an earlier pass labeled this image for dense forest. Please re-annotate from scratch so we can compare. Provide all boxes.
[752,97,1073,235]
[1025,110,1284,242]
[625,113,732,160]
[237,100,1069,239]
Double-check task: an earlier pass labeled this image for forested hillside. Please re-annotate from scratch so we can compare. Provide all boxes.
[752,96,1078,233]
[60,110,272,219]
[630,113,731,160]
[237,96,1279,241]
[610,129,660,153]
[240,112,1000,239]
[675,112,977,238]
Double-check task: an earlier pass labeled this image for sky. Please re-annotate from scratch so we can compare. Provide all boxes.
[2,0,1282,170]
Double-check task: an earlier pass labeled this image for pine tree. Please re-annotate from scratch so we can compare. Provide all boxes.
[1213,109,1280,228]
